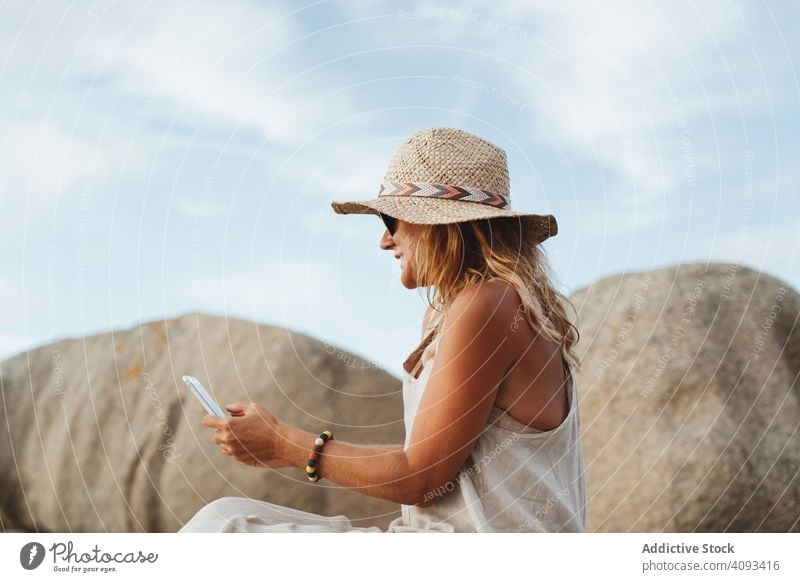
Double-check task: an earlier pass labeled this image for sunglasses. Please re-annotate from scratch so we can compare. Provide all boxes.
[379,213,398,236]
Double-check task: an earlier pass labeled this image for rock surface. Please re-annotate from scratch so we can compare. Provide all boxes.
[571,262,799,532]
[0,312,405,532]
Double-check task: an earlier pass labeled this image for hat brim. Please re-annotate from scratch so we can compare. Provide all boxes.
[331,197,558,243]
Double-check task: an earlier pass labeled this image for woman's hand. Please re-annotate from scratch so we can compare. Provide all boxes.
[201,401,292,468]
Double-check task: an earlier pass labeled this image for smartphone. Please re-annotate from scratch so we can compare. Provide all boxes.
[181,375,227,417]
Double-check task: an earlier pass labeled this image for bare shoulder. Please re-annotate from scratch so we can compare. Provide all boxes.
[420,280,522,344]
[438,280,521,352]
[448,279,522,322]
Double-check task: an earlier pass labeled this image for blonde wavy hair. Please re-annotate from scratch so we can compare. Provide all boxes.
[410,217,581,372]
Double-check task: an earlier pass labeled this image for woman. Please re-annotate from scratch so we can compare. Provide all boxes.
[179,127,585,533]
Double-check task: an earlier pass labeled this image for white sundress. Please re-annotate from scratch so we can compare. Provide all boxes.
[178,310,586,533]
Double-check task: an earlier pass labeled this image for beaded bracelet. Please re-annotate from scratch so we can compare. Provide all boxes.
[306,430,334,482]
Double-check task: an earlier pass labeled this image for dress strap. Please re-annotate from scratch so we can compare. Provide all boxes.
[403,326,438,378]
[402,310,445,379]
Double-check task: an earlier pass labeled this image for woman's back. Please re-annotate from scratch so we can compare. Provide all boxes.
[496,303,571,432]
[423,281,572,432]
[387,305,587,533]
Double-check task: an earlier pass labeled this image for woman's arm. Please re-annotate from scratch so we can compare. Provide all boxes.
[276,282,518,508]
[276,428,423,505]
[207,393,427,504]
[208,282,517,508]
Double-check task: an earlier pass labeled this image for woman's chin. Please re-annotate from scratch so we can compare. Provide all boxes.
[399,270,417,289]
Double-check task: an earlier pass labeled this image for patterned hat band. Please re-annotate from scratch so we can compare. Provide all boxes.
[378,181,510,209]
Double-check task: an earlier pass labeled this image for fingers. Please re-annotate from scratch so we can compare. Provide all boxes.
[204,402,278,467]
[212,429,243,457]
[212,431,227,446]
[225,403,246,417]
[201,414,227,430]
[225,402,255,419]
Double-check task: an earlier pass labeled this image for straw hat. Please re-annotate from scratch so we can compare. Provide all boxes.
[330,127,558,244]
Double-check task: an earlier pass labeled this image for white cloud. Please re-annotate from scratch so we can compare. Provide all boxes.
[0,118,150,231]
[334,1,752,233]
[525,1,743,207]
[2,122,85,222]
[76,1,361,149]
[388,1,748,231]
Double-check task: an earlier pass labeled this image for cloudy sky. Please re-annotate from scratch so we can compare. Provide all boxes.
[1,0,798,380]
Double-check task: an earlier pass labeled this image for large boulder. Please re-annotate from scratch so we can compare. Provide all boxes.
[570,262,799,532]
[0,312,405,532]
[3,262,797,533]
